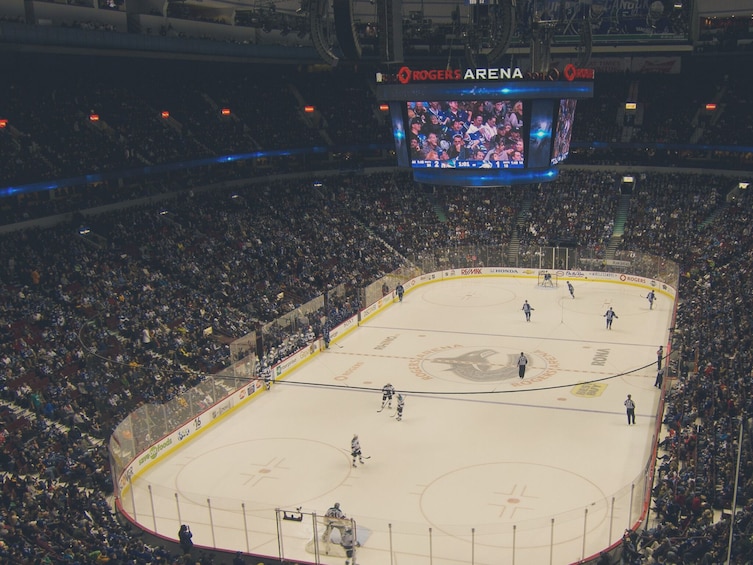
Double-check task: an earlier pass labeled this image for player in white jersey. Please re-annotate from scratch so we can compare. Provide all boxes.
[517,352,528,379]
[396,394,405,421]
[351,434,366,467]
[342,527,356,565]
[380,383,396,410]
[261,363,272,390]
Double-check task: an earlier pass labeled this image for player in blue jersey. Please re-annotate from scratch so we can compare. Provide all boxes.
[604,307,619,329]
[646,290,656,310]
[522,300,534,322]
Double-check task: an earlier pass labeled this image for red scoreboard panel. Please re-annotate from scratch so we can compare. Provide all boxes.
[377,64,594,186]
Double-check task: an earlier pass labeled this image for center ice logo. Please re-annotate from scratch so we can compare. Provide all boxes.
[427,348,519,382]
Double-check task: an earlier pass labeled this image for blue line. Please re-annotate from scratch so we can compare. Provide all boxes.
[363,324,661,348]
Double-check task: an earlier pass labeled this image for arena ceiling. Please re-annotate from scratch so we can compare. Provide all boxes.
[163,0,749,67]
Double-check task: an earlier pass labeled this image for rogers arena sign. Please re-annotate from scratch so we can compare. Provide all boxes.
[395,66,524,84]
[383,65,593,85]
[563,63,595,81]
[397,67,461,84]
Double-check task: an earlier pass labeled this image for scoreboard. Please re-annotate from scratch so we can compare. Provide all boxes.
[376,64,594,186]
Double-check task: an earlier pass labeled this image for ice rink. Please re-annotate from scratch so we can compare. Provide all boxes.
[124,275,675,565]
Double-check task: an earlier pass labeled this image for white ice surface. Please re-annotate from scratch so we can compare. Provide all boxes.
[125,277,673,565]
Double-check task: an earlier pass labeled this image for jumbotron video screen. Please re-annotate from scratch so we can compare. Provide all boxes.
[377,64,594,186]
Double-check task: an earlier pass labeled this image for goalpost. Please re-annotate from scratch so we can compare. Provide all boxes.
[276,508,359,562]
[537,271,559,287]
[304,514,358,560]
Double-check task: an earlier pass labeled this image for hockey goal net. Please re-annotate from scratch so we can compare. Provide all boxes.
[537,271,558,287]
[305,515,358,559]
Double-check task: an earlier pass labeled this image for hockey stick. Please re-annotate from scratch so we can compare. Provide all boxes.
[376,405,385,413]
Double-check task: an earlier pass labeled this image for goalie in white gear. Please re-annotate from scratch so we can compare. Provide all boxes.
[321,502,346,542]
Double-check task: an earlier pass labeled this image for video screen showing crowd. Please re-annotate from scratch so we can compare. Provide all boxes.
[407,100,525,169]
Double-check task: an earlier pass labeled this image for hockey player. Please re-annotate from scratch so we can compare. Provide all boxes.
[396,393,405,421]
[517,352,528,379]
[321,502,346,542]
[351,434,365,467]
[522,300,534,322]
[342,527,356,565]
[646,290,656,310]
[567,281,575,299]
[380,383,396,410]
[261,363,272,390]
[655,366,665,389]
[396,283,405,302]
[604,307,619,330]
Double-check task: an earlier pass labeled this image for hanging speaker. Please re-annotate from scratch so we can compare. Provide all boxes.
[333,0,362,60]
[309,0,338,66]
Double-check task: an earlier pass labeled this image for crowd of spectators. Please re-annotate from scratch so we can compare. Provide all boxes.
[0,167,752,563]
[407,100,526,166]
[628,73,716,146]
[2,54,753,199]
[609,181,753,564]
[289,72,389,148]
[2,49,753,563]
[519,169,619,254]
[0,55,389,188]
[569,60,753,169]
[620,172,727,260]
